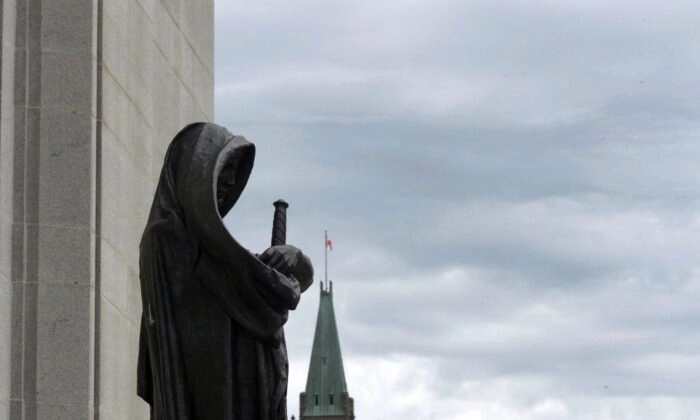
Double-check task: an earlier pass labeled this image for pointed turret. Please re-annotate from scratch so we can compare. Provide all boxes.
[299,281,354,419]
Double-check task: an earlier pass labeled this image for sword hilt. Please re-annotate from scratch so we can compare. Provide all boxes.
[271,199,289,246]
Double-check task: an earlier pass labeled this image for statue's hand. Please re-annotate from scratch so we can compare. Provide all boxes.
[260,245,314,293]
[260,245,300,273]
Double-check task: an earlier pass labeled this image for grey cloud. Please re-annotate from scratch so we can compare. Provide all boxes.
[216,0,700,418]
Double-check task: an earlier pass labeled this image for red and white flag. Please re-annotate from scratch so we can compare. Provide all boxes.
[325,237,333,251]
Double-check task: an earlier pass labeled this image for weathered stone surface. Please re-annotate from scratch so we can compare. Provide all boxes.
[35,284,93,403]
[99,125,152,265]
[192,54,214,117]
[9,280,25,402]
[99,239,132,316]
[39,0,94,53]
[100,74,154,174]
[182,0,214,72]
[24,401,92,420]
[26,224,92,286]
[34,107,94,227]
[36,50,95,110]
[0,273,10,419]
[0,1,17,413]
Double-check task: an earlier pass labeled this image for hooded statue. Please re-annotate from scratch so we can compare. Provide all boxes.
[137,123,313,419]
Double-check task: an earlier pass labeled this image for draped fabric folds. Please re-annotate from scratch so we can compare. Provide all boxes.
[137,123,301,419]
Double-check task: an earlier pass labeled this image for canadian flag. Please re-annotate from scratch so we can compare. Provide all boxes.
[325,238,333,251]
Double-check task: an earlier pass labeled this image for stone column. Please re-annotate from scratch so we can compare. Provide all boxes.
[3,0,99,418]
[1,1,19,418]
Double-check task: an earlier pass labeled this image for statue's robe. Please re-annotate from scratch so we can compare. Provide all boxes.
[137,123,302,419]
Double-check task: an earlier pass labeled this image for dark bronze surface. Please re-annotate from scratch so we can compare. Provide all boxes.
[271,199,289,247]
[137,123,313,419]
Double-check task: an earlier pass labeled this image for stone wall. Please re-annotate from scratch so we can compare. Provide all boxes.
[98,0,212,419]
[0,0,213,418]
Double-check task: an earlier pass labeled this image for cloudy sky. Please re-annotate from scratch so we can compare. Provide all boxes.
[214,1,700,418]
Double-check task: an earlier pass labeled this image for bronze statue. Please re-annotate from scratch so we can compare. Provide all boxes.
[137,123,313,419]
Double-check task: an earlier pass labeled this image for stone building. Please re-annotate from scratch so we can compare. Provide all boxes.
[299,281,355,420]
[0,0,213,418]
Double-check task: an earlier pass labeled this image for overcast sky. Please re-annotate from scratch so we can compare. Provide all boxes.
[215,1,700,418]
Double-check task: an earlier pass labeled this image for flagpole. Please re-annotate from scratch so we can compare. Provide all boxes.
[324,230,328,286]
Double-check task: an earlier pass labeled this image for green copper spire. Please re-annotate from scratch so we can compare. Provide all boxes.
[301,281,353,418]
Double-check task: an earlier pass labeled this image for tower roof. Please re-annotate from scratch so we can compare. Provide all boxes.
[303,281,348,416]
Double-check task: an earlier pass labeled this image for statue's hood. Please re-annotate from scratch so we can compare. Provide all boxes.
[147,122,255,260]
